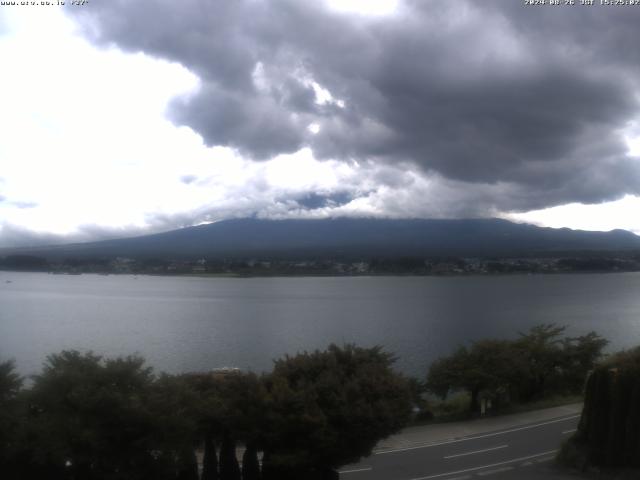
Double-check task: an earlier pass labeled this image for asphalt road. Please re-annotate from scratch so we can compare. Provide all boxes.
[339,413,580,480]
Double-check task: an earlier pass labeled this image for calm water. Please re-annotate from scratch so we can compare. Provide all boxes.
[1,271,640,377]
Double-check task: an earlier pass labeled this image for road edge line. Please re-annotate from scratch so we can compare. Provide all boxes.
[410,450,557,480]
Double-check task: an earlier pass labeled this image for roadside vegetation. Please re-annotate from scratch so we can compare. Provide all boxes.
[424,324,607,417]
[0,345,412,480]
[558,346,640,476]
[0,325,619,479]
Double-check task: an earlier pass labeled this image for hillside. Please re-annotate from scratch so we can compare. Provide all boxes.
[3,218,640,261]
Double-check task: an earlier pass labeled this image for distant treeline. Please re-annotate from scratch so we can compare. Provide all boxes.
[2,253,640,276]
[0,255,50,271]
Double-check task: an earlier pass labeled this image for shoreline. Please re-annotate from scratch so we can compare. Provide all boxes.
[2,269,639,278]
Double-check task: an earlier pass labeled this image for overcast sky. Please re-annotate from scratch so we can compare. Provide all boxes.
[1,0,640,247]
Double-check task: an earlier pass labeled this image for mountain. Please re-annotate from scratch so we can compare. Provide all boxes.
[4,218,640,260]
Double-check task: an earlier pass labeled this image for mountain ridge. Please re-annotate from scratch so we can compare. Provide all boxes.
[3,217,640,260]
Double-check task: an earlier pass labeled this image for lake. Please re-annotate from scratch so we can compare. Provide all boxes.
[1,271,639,378]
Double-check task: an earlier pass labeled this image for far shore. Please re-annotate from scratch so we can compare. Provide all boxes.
[2,269,640,279]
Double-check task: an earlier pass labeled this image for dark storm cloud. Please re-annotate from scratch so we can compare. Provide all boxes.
[67,0,640,213]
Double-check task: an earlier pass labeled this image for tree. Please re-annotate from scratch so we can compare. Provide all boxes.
[22,350,171,479]
[202,434,219,480]
[148,373,204,480]
[261,344,412,477]
[181,372,224,480]
[176,449,199,480]
[569,346,640,468]
[214,373,265,480]
[219,432,241,480]
[184,370,266,480]
[0,360,23,478]
[512,324,567,401]
[426,340,516,413]
[426,325,609,413]
[241,442,261,480]
[560,332,608,393]
[0,360,22,401]
[513,325,607,400]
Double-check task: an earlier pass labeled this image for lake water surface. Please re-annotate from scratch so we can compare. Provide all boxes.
[1,271,639,377]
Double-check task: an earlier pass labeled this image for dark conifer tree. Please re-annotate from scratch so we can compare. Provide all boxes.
[574,346,640,468]
[260,451,275,480]
[202,434,219,480]
[241,442,261,480]
[176,448,199,480]
[219,433,241,480]
[0,360,23,480]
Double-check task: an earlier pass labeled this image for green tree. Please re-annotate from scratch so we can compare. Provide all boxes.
[215,373,265,480]
[0,360,23,478]
[261,344,412,478]
[241,442,261,480]
[202,434,219,480]
[0,360,22,401]
[513,325,607,400]
[181,372,224,480]
[426,340,515,413]
[570,346,640,468]
[176,449,199,480]
[148,373,204,480]
[23,351,171,480]
[512,324,567,401]
[426,325,608,414]
[183,370,266,480]
[560,332,608,393]
[219,432,241,480]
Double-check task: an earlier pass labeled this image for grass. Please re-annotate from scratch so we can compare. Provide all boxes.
[411,393,583,426]
[496,394,583,415]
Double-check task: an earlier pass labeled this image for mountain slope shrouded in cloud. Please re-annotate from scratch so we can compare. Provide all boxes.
[5,218,640,260]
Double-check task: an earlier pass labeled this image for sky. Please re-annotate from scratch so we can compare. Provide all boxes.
[1,0,640,248]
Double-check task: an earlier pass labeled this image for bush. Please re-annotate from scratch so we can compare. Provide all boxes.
[262,344,412,474]
[1,344,412,479]
[426,324,607,413]
[569,346,640,469]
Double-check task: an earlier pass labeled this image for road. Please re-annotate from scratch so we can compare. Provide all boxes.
[339,411,580,480]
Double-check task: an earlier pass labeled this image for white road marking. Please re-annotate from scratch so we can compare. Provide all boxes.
[410,450,557,480]
[562,429,577,435]
[376,415,579,455]
[339,466,372,474]
[477,466,514,476]
[443,445,508,459]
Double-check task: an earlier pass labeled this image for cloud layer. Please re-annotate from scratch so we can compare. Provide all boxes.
[67,0,640,213]
[2,2,640,248]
